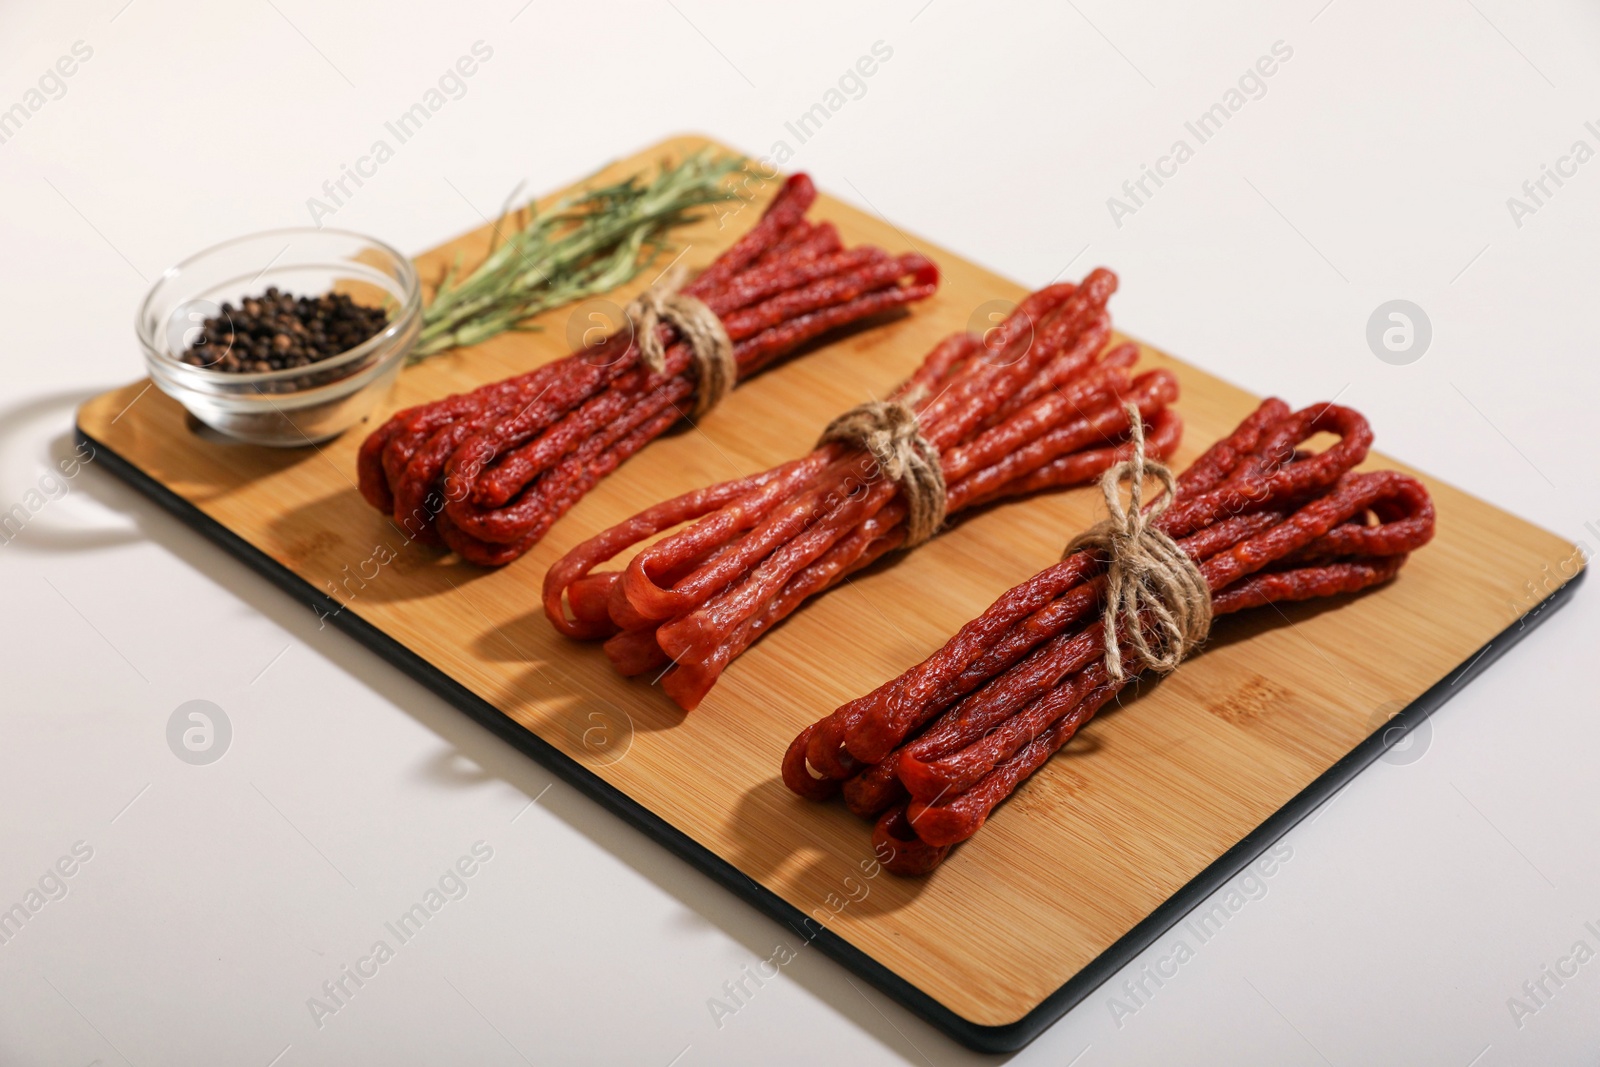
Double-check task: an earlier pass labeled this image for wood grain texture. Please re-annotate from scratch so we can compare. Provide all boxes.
[78,135,1582,1027]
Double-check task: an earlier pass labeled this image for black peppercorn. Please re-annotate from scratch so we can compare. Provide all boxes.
[180,286,389,375]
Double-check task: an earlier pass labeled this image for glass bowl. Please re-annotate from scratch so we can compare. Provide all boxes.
[137,228,421,446]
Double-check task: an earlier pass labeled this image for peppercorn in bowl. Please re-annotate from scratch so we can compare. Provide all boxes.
[138,228,421,446]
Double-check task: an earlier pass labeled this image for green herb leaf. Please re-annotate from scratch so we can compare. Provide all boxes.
[410,151,750,364]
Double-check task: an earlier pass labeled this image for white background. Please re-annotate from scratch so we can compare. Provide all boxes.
[1,1,1596,1064]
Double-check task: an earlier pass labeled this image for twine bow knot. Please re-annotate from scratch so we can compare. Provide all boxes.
[1066,404,1211,682]
[817,392,947,548]
[625,264,736,418]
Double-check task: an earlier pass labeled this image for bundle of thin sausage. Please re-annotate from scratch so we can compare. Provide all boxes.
[545,269,1182,710]
[783,398,1436,874]
[357,173,940,565]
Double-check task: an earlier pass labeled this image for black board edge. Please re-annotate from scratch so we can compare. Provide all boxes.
[76,422,1585,1053]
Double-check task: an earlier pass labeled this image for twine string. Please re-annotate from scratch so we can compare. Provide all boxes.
[625,263,736,418]
[817,390,947,548]
[1065,403,1211,682]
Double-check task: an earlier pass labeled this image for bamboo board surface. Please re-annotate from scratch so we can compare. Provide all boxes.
[78,135,1581,1039]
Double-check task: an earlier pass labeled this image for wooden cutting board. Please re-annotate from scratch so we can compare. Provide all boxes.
[77,135,1583,1051]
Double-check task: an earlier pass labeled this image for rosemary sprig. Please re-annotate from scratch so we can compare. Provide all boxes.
[410,151,749,363]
